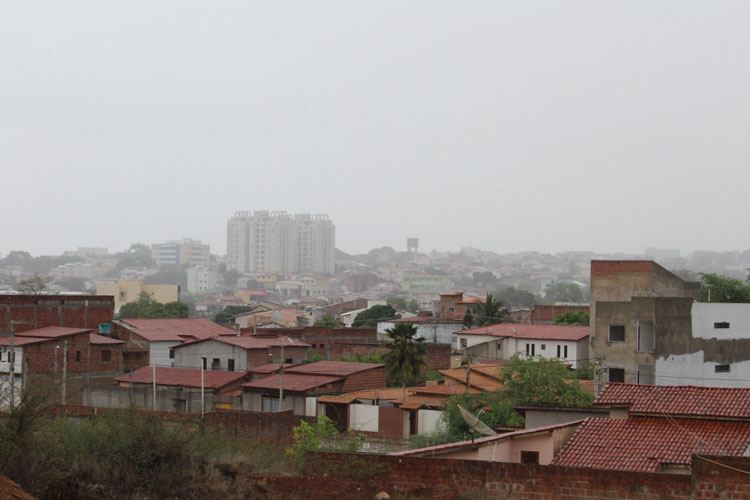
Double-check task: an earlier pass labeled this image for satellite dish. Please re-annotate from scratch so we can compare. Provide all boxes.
[458,404,497,437]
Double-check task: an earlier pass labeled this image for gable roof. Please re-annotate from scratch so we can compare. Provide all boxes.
[115,366,246,390]
[286,361,384,377]
[595,383,750,420]
[173,335,310,350]
[242,373,343,392]
[394,420,583,457]
[115,319,236,342]
[90,333,125,345]
[14,326,93,338]
[455,324,589,341]
[551,417,750,472]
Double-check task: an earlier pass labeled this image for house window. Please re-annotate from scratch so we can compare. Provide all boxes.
[556,345,561,357]
[460,338,468,348]
[715,364,731,373]
[120,291,126,299]
[637,320,655,353]
[563,345,568,358]
[101,350,111,362]
[540,344,546,351]
[169,349,175,359]
[608,368,625,383]
[211,358,221,370]
[525,343,535,356]
[608,325,626,342]
[75,351,81,362]
[228,359,235,372]
[520,451,539,465]
[714,322,730,329]
[201,357,207,370]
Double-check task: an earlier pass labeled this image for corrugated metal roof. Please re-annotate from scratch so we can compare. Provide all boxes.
[117,319,236,342]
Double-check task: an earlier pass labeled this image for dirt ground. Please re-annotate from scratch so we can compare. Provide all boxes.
[0,476,36,500]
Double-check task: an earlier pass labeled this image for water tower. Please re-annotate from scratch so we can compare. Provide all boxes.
[407,238,419,255]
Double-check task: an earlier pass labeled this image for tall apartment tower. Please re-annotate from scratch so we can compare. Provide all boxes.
[226,211,335,274]
[151,238,210,268]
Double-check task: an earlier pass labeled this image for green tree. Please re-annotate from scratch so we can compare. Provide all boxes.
[213,305,255,324]
[383,322,426,403]
[473,293,508,326]
[543,282,585,303]
[699,273,750,303]
[493,287,539,308]
[388,296,421,313]
[440,391,524,443]
[553,310,590,326]
[352,304,400,328]
[118,292,189,319]
[15,275,51,294]
[313,313,339,327]
[499,354,594,407]
[462,309,474,329]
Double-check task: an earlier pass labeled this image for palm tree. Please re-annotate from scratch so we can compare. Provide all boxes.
[474,293,509,327]
[383,322,427,405]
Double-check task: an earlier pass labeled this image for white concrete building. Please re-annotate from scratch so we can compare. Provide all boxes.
[226,211,335,274]
[656,303,750,387]
[454,324,589,368]
[377,318,465,345]
[151,238,210,268]
[186,267,217,294]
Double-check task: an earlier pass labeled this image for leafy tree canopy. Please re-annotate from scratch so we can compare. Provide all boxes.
[542,282,586,304]
[213,305,255,325]
[473,293,509,327]
[553,310,590,326]
[313,313,340,327]
[1,251,83,275]
[499,354,594,407]
[492,287,539,308]
[699,273,750,303]
[386,296,420,313]
[119,292,189,319]
[352,304,400,328]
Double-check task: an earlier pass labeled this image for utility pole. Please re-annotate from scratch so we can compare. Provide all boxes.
[152,365,157,411]
[9,324,15,410]
[279,342,285,411]
[62,340,68,404]
[200,365,205,417]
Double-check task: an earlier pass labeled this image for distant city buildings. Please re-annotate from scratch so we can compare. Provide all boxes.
[151,238,210,268]
[226,211,335,274]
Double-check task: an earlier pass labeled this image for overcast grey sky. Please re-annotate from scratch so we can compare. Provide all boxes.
[2,1,749,257]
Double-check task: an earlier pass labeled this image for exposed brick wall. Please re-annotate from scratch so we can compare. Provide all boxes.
[340,367,387,393]
[22,332,121,375]
[248,327,378,358]
[591,260,653,277]
[0,295,114,333]
[531,304,590,323]
[307,452,750,500]
[110,322,150,370]
[53,405,314,447]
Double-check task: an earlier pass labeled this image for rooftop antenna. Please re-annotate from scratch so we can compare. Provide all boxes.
[458,404,496,438]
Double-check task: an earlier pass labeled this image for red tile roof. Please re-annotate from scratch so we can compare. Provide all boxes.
[551,417,750,471]
[246,363,294,374]
[242,373,342,392]
[286,360,384,377]
[175,335,310,350]
[455,324,589,341]
[90,333,124,345]
[117,319,237,342]
[15,326,93,338]
[115,366,246,390]
[595,383,750,419]
[394,420,583,457]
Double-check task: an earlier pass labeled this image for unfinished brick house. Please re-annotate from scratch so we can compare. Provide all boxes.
[0,294,114,332]
[0,326,124,405]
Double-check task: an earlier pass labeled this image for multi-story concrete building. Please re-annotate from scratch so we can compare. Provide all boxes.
[589,261,700,392]
[151,238,210,268]
[186,267,217,294]
[226,211,335,274]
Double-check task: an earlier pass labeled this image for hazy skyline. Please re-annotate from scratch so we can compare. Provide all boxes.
[3,1,750,257]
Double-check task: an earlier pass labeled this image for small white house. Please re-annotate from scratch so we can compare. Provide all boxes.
[454,324,589,368]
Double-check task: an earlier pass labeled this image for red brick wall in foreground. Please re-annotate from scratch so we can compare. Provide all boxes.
[308,452,750,500]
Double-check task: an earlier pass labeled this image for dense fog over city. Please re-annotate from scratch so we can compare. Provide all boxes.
[3,1,750,257]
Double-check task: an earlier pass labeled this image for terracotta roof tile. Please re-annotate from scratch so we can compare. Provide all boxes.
[551,417,750,471]
[15,326,93,338]
[89,333,125,345]
[456,324,588,341]
[115,366,246,390]
[595,383,750,419]
[242,373,342,392]
[117,319,237,342]
[286,361,384,377]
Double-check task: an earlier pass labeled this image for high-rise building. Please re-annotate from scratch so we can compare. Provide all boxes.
[226,211,335,274]
[151,238,210,268]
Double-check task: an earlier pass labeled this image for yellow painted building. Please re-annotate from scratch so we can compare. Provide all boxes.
[96,279,180,311]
